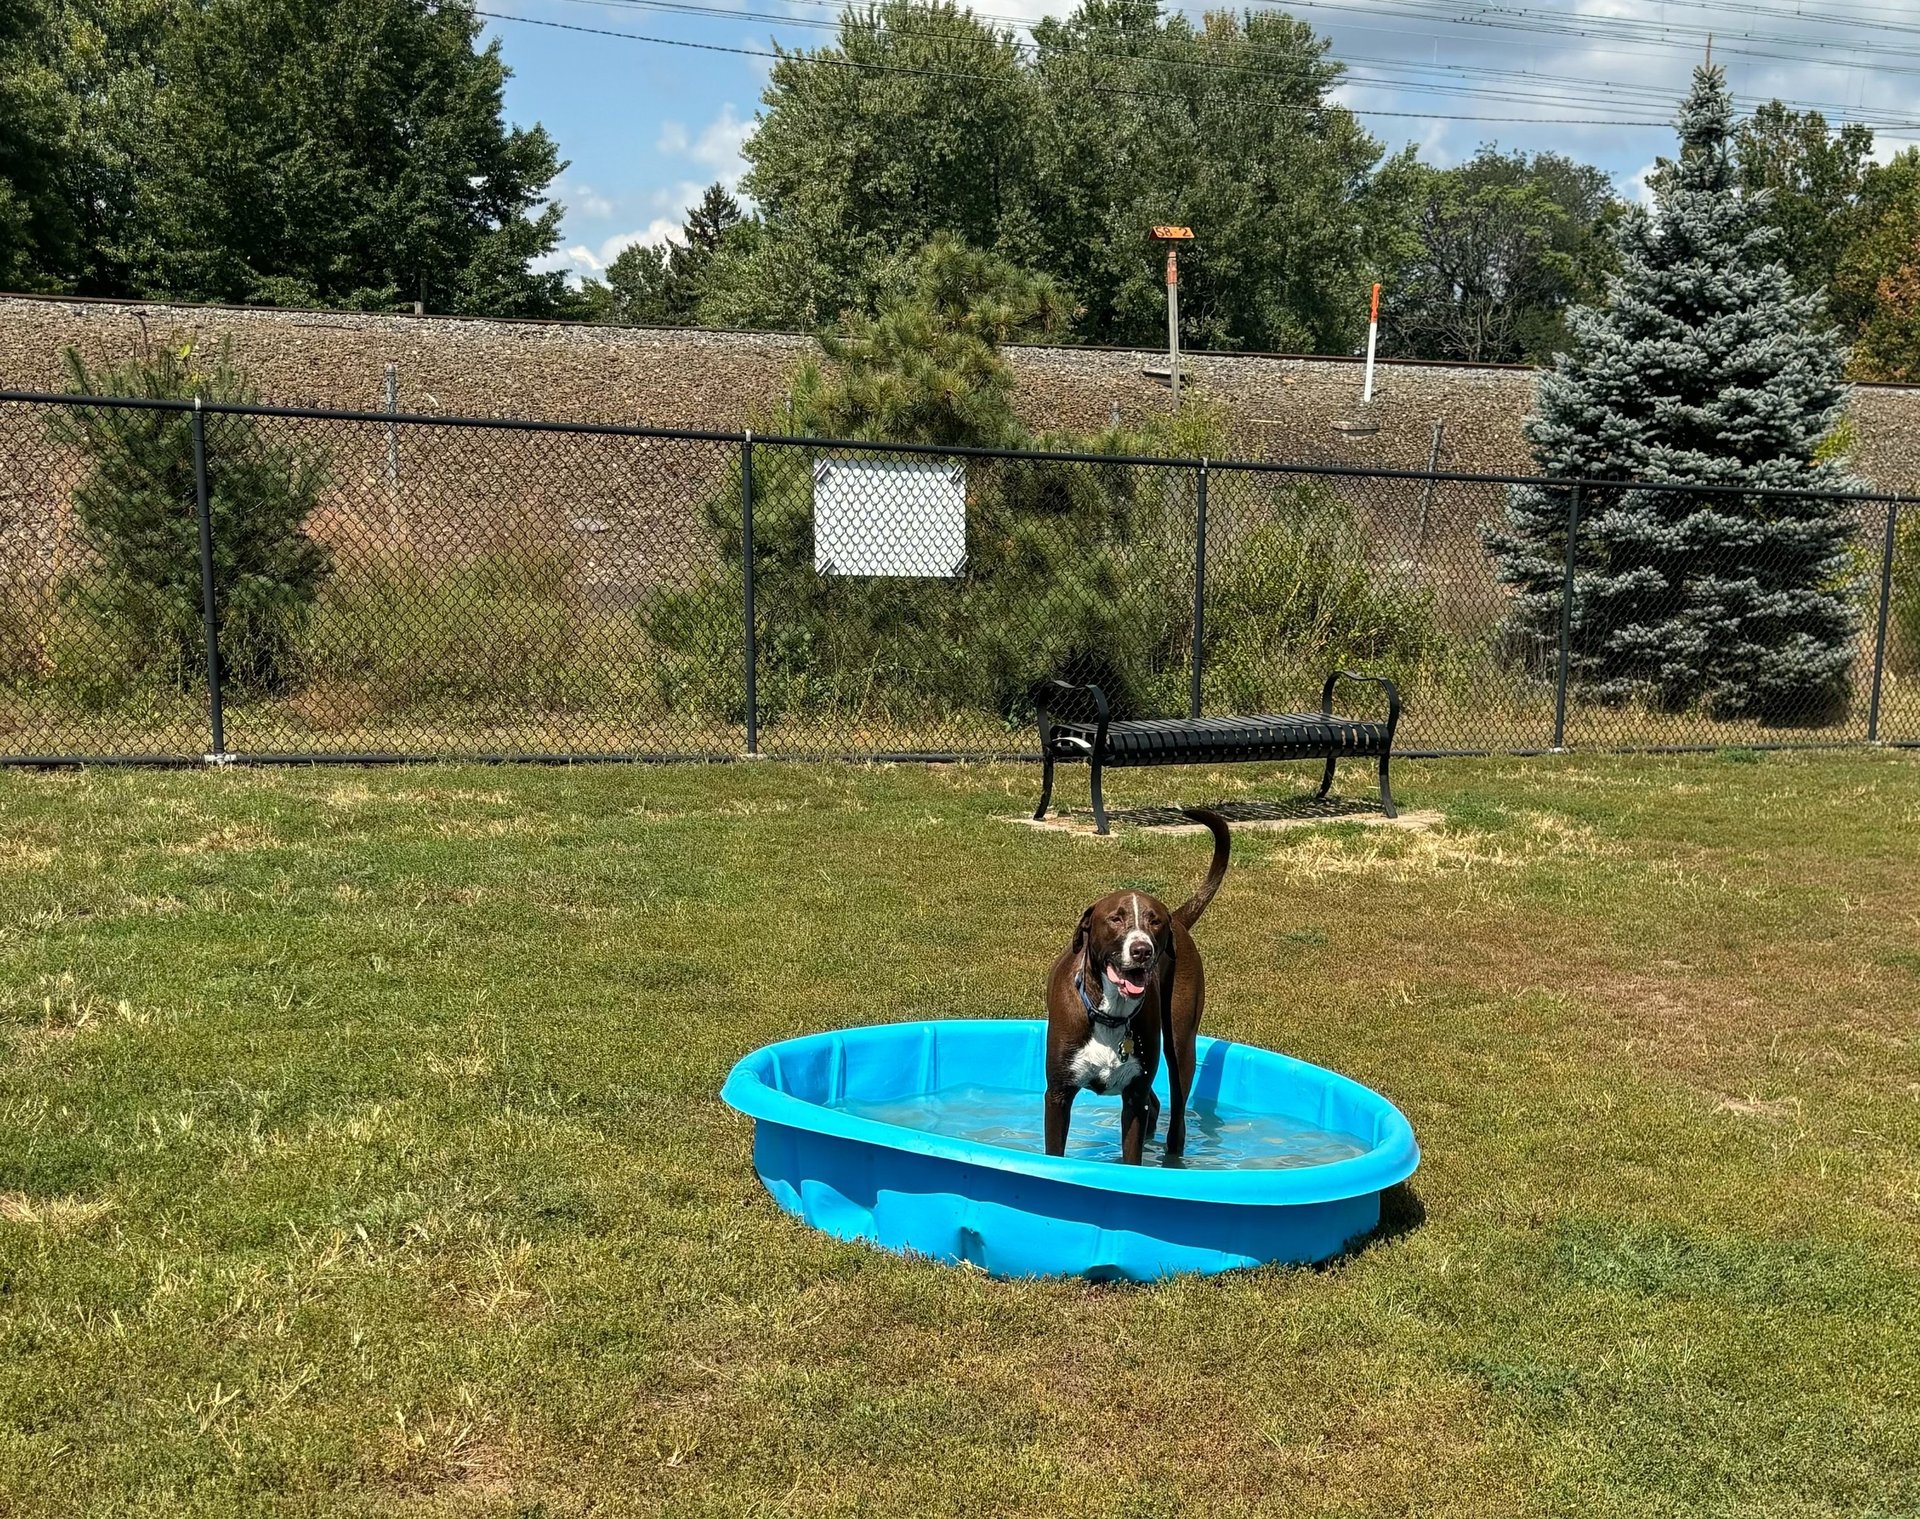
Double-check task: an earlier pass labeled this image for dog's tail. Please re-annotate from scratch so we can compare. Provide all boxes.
[1171,807,1231,930]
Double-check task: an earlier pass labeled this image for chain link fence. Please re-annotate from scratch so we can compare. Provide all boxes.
[2,391,1915,766]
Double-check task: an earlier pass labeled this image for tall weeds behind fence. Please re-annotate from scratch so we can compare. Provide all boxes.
[0,391,1913,764]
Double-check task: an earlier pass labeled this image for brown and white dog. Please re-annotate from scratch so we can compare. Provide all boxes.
[1043,808,1231,1164]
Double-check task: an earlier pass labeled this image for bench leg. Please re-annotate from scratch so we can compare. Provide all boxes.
[1378,749,1397,819]
[1316,756,1336,801]
[1033,753,1055,821]
[1090,758,1109,836]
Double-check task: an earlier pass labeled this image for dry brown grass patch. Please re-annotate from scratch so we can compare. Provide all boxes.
[0,1191,115,1231]
[160,823,273,857]
[377,1403,520,1502]
[0,837,56,870]
[1715,1094,1804,1121]
[1257,809,1618,885]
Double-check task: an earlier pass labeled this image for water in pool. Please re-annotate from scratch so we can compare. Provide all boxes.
[830,1084,1368,1170]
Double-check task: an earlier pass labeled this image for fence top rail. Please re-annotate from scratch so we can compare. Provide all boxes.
[4,388,1917,505]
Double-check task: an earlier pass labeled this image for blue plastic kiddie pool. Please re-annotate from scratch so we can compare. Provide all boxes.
[720,1019,1419,1281]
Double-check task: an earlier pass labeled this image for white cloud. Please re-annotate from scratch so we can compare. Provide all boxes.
[653,179,705,216]
[692,105,752,179]
[569,182,615,220]
[656,105,753,198]
[1412,118,1452,168]
[1311,0,1918,182]
[539,221,682,281]
[616,221,683,256]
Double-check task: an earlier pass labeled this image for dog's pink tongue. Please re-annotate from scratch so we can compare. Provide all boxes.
[1106,965,1146,997]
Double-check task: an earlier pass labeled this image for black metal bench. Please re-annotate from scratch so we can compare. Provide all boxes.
[1033,670,1401,835]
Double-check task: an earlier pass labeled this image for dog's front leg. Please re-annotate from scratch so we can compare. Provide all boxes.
[1119,1078,1160,1165]
[1043,1083,1078,1157]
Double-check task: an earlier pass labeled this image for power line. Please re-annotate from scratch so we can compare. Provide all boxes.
[1247,0,1920,121]
[473,7,1686,126]
[1275,0,1920,71]
[1632,0,1920,24]
[519,0,1919,129]
[763,0,1920,59]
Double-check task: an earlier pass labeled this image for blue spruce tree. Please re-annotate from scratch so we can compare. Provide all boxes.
[1489,66,1861,723]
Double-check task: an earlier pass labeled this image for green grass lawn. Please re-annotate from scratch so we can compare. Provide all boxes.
[2,752,1917,1517]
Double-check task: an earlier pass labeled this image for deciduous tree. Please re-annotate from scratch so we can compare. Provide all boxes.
[1027,0,1394,352]
[136,0,571,313]
[29,0,572,314]
[1835,150,1920,382]
[0,0,75,290]
[704,0,1397,353]
[1385,148,1618,363]
[1734,101,1873,304]
[702,0,1039,330]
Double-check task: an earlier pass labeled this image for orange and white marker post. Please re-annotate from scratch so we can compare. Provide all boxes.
[1166,247,1181,404]
[1367,282,1382,407]
[1150,226,1193,406]
[1362,282,1381,405]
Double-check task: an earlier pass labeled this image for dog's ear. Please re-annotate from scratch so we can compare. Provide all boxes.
[1070,905,1094,954]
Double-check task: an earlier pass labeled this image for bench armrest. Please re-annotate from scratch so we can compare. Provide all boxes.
[1036,679,1110,759]
[1321,670,1401,747]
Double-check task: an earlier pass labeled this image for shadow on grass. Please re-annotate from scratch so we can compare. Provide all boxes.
[1068,1182,1427,1295]
[1104,795,1388,829]
[1332,1179,1428,1267]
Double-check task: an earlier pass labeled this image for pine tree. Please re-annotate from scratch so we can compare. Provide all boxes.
[683,184,744,260]
[1489,66,1862,724]
[52,342,330,696]
[594,184,745,327]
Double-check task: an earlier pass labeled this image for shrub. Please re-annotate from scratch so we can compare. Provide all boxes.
[1894,504,1920,677]
[51,343,330,697]
[0,579,49,684]
[648,454,1450,733]
[1201,484,1445,713]
[307,549,615,715]
[646,236,1448,735]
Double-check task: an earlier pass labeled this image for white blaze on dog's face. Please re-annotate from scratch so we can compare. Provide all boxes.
[1076,888,1171,1003]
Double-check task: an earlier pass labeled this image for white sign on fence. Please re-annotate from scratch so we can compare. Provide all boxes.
[812,457,967,577]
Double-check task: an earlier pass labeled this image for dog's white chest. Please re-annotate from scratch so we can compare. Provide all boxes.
[1070,1023,1142,1094]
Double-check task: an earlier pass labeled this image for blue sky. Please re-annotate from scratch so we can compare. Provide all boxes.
[477,0,1920,286]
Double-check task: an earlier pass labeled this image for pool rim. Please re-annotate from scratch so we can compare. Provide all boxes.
[720,1018,1420,1207]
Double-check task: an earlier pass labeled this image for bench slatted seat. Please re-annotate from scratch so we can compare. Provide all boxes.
[1034,670,1400,835]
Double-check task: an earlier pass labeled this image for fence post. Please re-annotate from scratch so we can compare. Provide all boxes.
[1867,501,1898,744]
[740,432,759,755]
[1552,482,1581,752]
[190,399,229,763]
[382,362,399,488]
[1190,459,1208,720]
